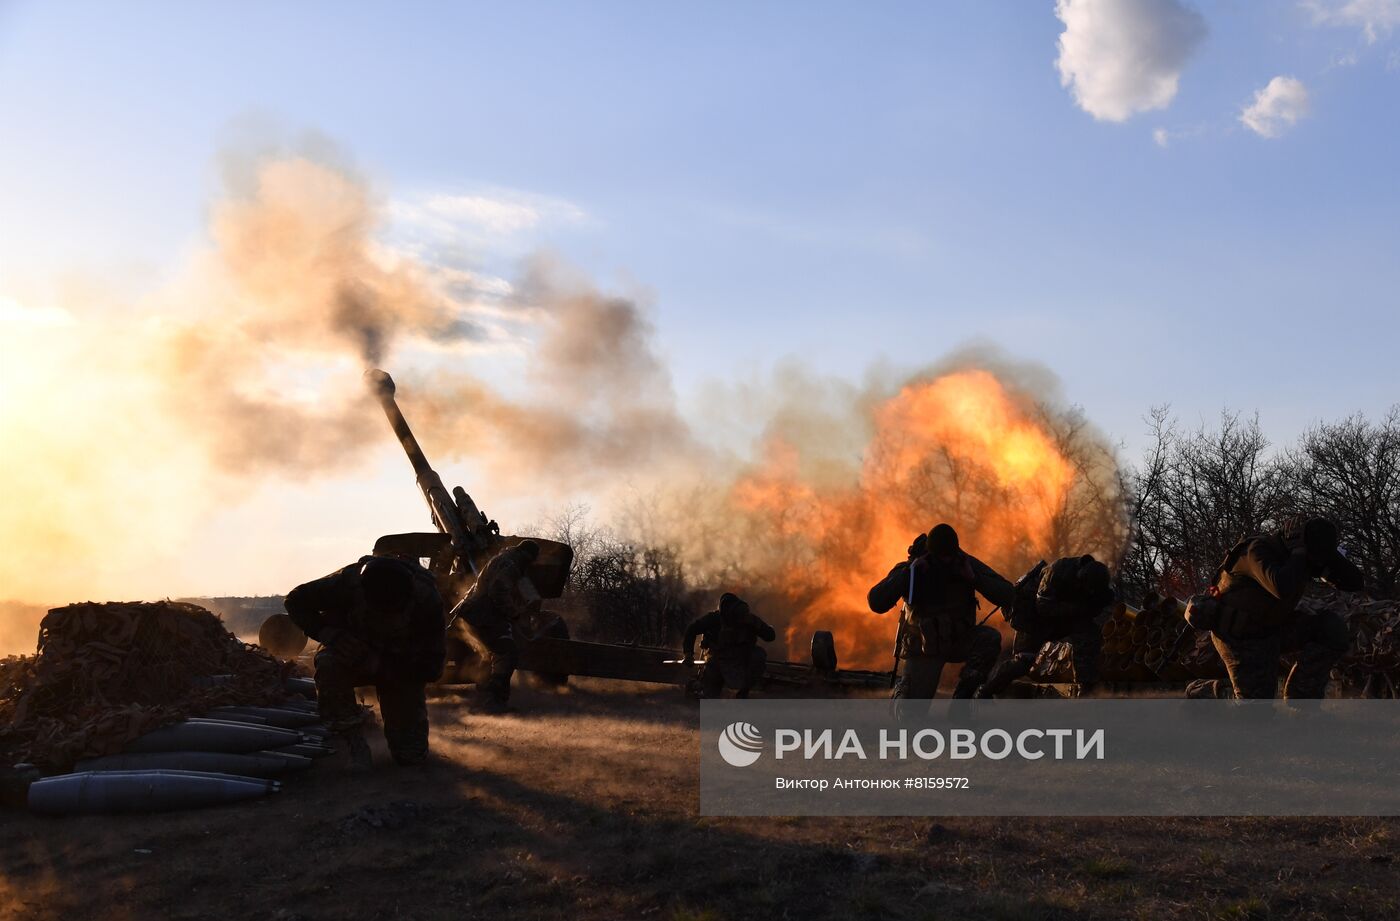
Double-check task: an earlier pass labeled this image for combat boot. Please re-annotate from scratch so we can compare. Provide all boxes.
[1185,678,1225,699]
[474,688,509,714]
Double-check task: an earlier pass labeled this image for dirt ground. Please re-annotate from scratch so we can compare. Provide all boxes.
[2,680,1397,921]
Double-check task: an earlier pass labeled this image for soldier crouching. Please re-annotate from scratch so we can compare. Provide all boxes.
[285,556,446,768]
[976,555,1115,698]
[1185,516,1363,702]
[683,593,775,698]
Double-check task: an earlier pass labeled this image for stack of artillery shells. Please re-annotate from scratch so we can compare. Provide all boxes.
[1304,588,1400,697]
[26,700,334,815]
[1098,605,1159,682]
[1127,596,1226,682]
[1028,596,1220,684]
[1030,586,1399,694]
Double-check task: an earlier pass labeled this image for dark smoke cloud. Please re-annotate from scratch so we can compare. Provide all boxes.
[177,158,697,485]
[0,152,704,608]
[403,254,702,488]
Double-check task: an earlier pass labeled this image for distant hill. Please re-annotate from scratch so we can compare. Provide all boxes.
[179,596,285,639]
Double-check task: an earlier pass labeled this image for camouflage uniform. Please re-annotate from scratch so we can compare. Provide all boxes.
[868,526,1015,703]
[683,595,775,699]
[976,556,1115,698]
[451,543,539,709]
[1185,521,1363,701]
[285,556,446,765]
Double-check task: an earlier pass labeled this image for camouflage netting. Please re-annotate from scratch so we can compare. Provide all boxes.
[1031,588,1400,696]
[0,601,301,769]
[1310,588,1400,697]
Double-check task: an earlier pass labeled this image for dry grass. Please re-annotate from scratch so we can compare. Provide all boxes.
[2,680,1397,921]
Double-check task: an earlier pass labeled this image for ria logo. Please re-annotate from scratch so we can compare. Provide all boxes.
[717,721,764,767]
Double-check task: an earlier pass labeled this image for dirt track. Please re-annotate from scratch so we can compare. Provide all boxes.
[3,680,1397,921]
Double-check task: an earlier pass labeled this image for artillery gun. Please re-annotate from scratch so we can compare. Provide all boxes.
[258,370,899,695]
[362,369,574,685]
[259,369,575,683]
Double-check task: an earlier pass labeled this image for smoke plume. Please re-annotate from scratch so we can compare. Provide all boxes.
[0,153,1125,666]
[635,349,1126,667]
[0,155,692,627]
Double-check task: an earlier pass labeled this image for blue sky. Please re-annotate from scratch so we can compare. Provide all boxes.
[1,1,1397,596]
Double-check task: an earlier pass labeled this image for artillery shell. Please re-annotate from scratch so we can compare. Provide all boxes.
[126,720,302,755]
[266,742,333,759]
[284,676,318,698]
[75,751,304,778]
[28,771,276,816]
[205,706,322,728]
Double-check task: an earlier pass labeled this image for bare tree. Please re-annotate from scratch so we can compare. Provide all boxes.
[1281,408,1400,597]
[1040,404,1127,565]
[542,506,699,645]
[1120,410,1288,601]
[1116,406,1174,602]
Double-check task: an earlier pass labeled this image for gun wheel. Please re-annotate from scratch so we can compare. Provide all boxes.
[258,614,307,659]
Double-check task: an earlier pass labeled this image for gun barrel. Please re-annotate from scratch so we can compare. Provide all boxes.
[365,369,434,480]
[365,368,478,566]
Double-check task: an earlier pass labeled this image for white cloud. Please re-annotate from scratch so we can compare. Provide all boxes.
[1239,76,1311,138]
[388,188,586,243]
[421,193,586,235]
[1153,127,1171,146]
[373,189,586,345]
[1305,0,1400,44]
[1055,0,1208,122]
[424,195,543,234]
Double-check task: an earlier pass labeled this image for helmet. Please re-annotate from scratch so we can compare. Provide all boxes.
[926,523,959,558]
[1302,518,1339,557]
[719,592,750,623]
[1076,556,1113,603]
[359,557,414,614]
[1279,516,1343,568]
